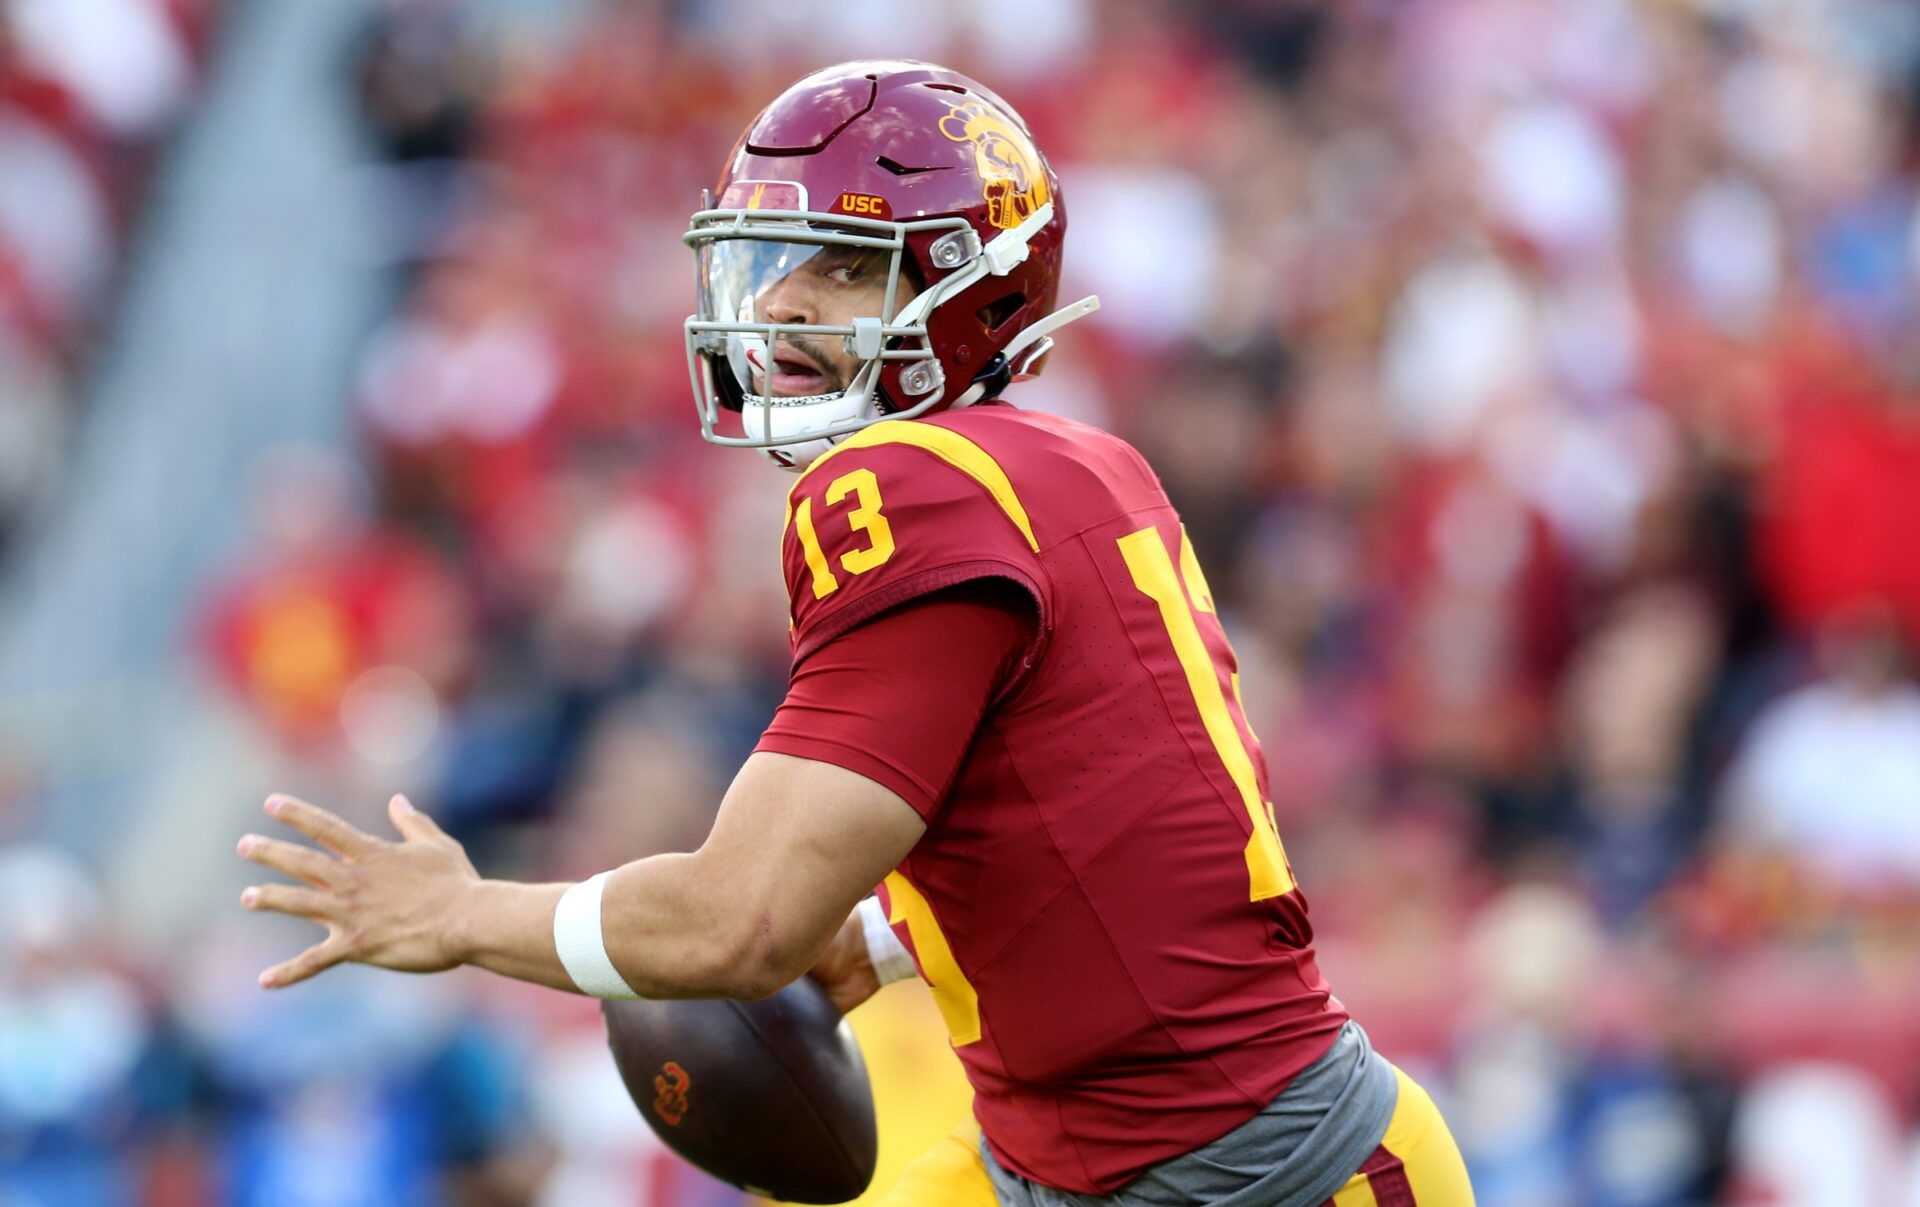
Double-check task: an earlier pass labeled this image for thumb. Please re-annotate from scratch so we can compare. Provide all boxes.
[388,794,445,842]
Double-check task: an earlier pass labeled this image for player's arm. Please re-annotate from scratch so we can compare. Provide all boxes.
[237,757,924,998]
[238,568,1034,997]
[469,752,924,999]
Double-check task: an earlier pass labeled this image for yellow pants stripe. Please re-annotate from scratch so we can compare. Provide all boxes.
[1328,1066,1476,1206]
[1332,1162,1381,1207]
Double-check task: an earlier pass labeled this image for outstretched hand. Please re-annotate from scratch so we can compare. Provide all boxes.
[237,794,480,989]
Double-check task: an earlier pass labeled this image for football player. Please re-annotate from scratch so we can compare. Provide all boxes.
[238,62,1475,1206]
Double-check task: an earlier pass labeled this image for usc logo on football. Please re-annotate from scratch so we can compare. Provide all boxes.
[938,102,1051,230]
[653,1061,691,1127]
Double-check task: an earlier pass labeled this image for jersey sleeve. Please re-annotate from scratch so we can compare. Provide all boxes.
[780,436,1050,661]
[755,580,1038,819]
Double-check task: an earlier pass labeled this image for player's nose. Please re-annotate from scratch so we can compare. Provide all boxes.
[758,272,815,326]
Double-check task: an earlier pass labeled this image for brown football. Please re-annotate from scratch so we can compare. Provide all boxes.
[601,977,878,1204]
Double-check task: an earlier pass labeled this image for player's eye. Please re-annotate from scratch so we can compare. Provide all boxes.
[822,253,878,285]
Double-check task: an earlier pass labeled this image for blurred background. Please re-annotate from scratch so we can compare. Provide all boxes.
[3,0,1920,1203]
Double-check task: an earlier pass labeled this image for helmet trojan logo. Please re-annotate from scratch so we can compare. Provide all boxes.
[938,102,1050,230]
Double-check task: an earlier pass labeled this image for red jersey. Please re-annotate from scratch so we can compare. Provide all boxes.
[772,403,1347,1194]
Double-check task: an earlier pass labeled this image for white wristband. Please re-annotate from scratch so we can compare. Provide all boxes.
[553,872,641,999]
[858,895,919,986]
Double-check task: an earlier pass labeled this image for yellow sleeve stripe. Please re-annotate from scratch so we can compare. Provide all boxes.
[790,421,1040,553]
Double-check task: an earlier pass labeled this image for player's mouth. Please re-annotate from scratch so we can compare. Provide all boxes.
[768,347,834,396]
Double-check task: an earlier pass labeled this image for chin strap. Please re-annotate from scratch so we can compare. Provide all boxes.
[946,295,1105,411]
[1003,295,1101,377]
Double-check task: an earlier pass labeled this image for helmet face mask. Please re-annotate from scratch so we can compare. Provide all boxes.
[684,205,970,467]
[683,61,1097,471]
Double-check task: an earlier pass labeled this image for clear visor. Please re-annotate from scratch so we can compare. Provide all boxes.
[696,238,908,325]
[693,236,908,398]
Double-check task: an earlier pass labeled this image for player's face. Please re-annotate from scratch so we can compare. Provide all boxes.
[752,247,893,396]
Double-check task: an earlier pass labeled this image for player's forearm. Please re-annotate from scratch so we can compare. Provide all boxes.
[453,753,921,1000]
[448,879,576,992]
[451,854,781,998]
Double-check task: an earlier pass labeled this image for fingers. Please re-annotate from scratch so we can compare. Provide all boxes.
[259,935,350,990]
[387,794,447,844]
[244,792,449,993]
[237,834,340,889]
[240,881,337,923]
[265,794,379,859]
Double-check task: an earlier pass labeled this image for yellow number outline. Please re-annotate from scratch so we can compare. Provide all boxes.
[1118,525,1294,901]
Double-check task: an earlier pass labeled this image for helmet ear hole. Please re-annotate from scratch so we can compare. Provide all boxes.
[977,293,1027,334]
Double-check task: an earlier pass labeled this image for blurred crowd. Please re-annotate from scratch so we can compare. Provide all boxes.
[0,0,215,559]
[8,0,1920,1204]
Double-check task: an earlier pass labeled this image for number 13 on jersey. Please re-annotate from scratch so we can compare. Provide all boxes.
[793,467,895,600]
[1118,525,1295,901]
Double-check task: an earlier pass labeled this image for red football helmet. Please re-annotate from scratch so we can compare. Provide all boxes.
[685,60,1099,469]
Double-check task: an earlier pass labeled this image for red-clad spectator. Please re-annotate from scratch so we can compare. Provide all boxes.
[198,449,474,749]
[1759,344,1920,640]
